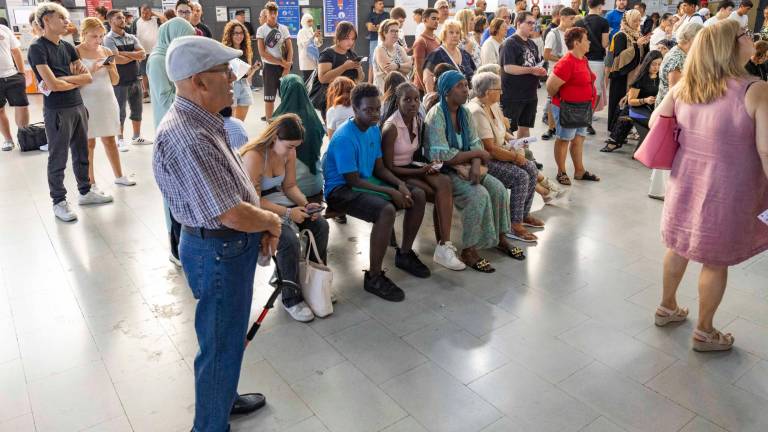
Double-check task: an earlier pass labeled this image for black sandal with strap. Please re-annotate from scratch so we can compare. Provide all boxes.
[468,258,495,273]
[497,245,526,261]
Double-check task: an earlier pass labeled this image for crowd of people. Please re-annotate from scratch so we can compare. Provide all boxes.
[2,0,768,430]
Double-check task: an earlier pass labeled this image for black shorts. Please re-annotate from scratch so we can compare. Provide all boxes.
[0,73,30,108]
[262,63,283,102]
[326,184,421,223]
[502,98,537,131]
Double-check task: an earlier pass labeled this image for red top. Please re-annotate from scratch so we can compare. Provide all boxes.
[552,52,596,108]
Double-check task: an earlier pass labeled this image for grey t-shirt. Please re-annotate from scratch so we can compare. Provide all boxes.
[104,31,144,85]
[256,23,290,65]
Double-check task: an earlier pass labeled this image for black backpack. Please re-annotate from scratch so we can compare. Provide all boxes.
[17,123,47,152]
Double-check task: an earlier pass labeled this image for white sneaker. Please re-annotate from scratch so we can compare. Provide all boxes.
[169,254,181,268]
[284,301,315,322]
[117,138,130,152]
[132,137,153,145]
[39,144,49,152]
[1,140,13,151]
[78,188,114,205]
[114,176,137,186]
[53,201,77,222]
[433,241,466,271]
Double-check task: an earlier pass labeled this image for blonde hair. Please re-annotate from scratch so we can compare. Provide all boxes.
[80,17,105,38]
[378,18,400,40]
[35,2,69,29]
[677,19,747,105]
[455,9,475,39]
[239,113,304,157]
[440,19,463,43]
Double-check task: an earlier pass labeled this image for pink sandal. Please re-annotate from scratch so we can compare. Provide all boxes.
[692,328,734,352]
[654,305,689,326]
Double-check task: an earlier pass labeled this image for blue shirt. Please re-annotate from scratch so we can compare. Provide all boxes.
[606,9,625,41]
[480,26,516,45]
[322,118,383,199]
[223,116,249,150]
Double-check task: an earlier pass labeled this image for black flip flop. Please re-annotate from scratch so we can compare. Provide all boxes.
[575,171,600,181]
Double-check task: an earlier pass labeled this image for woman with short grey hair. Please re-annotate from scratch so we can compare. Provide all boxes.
[468,72,545,242]
[475,63,500,76]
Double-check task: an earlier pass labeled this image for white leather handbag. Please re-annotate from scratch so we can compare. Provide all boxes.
[299,229,334,318]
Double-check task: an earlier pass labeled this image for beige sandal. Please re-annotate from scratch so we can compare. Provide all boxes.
[654,305,689,326]
[692,328,734,352]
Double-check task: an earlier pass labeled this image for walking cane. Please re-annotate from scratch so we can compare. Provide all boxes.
[244,255,296,348]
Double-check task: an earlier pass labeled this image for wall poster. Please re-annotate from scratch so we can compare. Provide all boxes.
[323,0,357,37]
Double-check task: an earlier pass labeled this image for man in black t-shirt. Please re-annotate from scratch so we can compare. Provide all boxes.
[576,0,610,110]
[28,3,113,222]
[190,1,213,38]
[500,11,547,138]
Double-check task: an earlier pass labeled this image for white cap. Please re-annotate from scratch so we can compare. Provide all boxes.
[166,36,242,82]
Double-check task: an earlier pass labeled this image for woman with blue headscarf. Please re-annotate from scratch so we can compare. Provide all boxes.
[424,70,521,273]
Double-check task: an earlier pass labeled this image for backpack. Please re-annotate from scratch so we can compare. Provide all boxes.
[17,123,47,152]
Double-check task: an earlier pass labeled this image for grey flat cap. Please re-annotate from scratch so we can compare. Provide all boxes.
[166,36,243,82]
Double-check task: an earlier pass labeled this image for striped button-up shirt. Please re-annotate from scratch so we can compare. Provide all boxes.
[153,96,259,230]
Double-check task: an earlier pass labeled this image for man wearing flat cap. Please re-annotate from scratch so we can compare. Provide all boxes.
[152,36,282,431]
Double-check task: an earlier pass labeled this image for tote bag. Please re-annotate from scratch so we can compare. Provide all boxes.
[299,229,334,318]
[634,114,679,170]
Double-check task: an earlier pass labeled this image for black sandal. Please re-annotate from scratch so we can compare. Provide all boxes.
[497,244,526,261]
[468,258,495,273]
[556,172,571,186]
[575,171,600,182]
[600,142,623,152]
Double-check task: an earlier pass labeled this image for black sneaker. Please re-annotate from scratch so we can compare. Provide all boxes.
[541,129,556,141]
[395,248,431,278]
[586,125,596,135]
[364,271,405,302]
[535,161,543,170]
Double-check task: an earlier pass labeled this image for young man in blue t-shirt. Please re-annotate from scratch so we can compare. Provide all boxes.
[323,84,430,302]
[606,0,627,41]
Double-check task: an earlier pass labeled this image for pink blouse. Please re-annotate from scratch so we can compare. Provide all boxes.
[385,110,420,166]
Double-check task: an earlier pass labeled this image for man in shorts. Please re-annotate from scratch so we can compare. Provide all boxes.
[500,11,547,139]
[0,21,30,151]
[323,83,430,302]
[256,2,292,122]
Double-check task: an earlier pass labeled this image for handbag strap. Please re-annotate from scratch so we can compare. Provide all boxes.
[300,229,326,266]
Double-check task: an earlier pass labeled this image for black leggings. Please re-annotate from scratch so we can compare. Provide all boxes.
[608,74,628,131]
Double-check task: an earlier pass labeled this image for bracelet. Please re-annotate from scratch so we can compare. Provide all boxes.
[284,207,292,220]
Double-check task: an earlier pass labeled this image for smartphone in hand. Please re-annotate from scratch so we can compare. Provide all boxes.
[102,55,115,65]
[306,205,326,215]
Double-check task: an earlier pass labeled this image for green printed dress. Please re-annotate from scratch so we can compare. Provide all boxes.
[424,103,511,250]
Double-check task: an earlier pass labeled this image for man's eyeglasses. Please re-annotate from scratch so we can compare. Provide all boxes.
[177,9,192,16]
[524,20,537,26]
[200,66,234,78]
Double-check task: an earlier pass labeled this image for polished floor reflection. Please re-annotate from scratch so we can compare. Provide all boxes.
[1,91,767,432]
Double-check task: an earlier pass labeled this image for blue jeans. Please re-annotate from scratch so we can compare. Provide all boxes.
[179,230,262,432]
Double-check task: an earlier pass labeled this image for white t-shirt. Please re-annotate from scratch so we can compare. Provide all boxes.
[649,26,672,46]
[256,23,291,65]
[544,28,566,72]
[135,17,160,53]
[325,105,354,132]
[0,25,21,78]
[729,11,749,28]
[416,22,426,36]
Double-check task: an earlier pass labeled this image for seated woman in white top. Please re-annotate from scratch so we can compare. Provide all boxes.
[324,76,355,139]
[240,114,330,323]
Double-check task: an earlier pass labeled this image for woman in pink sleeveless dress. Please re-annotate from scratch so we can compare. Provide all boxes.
[651,20,768,352]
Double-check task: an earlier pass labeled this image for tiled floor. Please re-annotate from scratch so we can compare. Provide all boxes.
[1,89,767,432]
